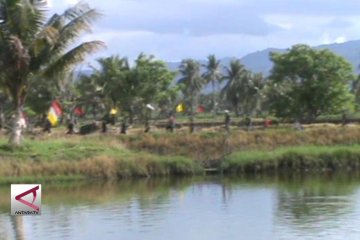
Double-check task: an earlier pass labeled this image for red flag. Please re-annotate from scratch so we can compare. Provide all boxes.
[197,105,205,113]
[47,100,63,126]
[74,106,85,117]
[51,100,62,116]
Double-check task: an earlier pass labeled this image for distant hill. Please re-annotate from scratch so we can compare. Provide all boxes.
[241,40,360,75]
[167,40,360,76]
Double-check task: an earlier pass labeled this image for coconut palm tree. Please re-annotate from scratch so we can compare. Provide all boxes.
[94,55,130,107]
[0,0,104,145]
[249,72,266,116]
[178,59,204,132]
[202,54,222,117]
[221,59,249,116]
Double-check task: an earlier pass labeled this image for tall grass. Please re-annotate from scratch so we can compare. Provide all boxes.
[1,125,360,180]
[0,136,202,180]
[223,145,360,174]
[123,126,360,161]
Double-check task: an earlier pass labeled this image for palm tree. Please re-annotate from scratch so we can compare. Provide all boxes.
[202,54,222,117]
[222,59,248,116]
[0,1,104,145]
[249,73,266,116]
[94,55,130,107]
[178,59,204,132]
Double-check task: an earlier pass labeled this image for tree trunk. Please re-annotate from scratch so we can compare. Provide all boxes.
[0,106,4,130]
[189,115,194,133]
[212,80,216,118]
[128,108,134,125]
[9,106,25,146]
[234,102,240,117]
[189,93,195,133]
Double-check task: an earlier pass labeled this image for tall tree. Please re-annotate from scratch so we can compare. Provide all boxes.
[87,54,176,125]
[243,72,266,116]
[221,59,248,116]
[130,53,176,128]
[0,1,104,145]
[269,44,355,123]
[178,59,204,132]
[202,54,222,116]
[76,72,105,120]
[351,75,360,111]
[93,55,130,109]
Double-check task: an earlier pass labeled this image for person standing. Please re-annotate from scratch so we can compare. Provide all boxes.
[224,112,231,133]
[167,114,176,132]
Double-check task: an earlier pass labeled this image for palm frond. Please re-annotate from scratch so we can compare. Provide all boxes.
[51,7,102,56]
[42,40,105,78]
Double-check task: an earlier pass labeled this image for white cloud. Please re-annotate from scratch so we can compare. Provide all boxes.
[64,0,79,5]
[47,0,360,61]
[335,36,347,44]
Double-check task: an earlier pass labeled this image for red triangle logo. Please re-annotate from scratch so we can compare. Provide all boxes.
[15,185,40,212]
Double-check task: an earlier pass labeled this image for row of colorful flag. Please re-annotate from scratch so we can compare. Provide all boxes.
[175,103,205,113]
[46,101,206,127]
[46,101,85,127]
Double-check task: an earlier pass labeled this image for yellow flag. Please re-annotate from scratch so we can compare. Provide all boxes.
[110,108,118,115]
[47,110,58,127]
[47,101,63,127]
[176,103,185,112]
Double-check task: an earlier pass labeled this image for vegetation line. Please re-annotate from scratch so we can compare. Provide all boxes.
[1,128,360,180]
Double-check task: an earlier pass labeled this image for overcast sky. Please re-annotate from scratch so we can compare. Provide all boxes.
[48,0,360,62]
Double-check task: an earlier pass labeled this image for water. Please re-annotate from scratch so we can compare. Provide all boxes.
[1,174,360,240]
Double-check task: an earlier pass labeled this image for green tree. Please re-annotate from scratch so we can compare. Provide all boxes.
[27,70,78,120]
[0,1,104,145]
[221,59,248,116]
[202,54,222,116]
[130,53,176,129]
[88,54,176,125]
[178,59,204,132]
[243,72,266,116]
[93,55,130,110]
[351,75,360,111]
[76,72,104,120]
[269,44,355,122]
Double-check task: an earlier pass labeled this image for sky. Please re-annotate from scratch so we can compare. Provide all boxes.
[48,0,360,62]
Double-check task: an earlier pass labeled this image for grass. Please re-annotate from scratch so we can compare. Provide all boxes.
[1,125,360,180]
[223,145,360,174]
[122,125,360,161]
[0,135,202,180]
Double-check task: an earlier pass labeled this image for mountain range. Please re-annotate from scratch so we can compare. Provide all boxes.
[167,40,360,75]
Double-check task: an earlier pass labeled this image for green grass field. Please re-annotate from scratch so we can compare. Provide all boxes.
[1,124,360,182]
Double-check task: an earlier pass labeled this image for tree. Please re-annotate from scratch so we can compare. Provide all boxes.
[92,55,130,112]
[178,59,204,132]
[351,75,360,111]
[87,54,176,125]
[221,59,248,116]
[0,1,104,145]
[26,70,78,120]
[269,44,355,122]
[130,53,176,129]
[76,72,105,120]
[202,54,222,116]
[243,72,266,116]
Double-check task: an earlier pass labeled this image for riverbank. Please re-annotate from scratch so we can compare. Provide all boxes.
[1,125,360,182]
[0,136,201,183]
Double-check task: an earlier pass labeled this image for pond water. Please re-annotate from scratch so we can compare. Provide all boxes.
[1,174,360,240]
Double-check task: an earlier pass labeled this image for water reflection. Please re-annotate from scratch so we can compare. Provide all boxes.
[0,174,359,239]
[11,217,25,240]
[275,173,360,239]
